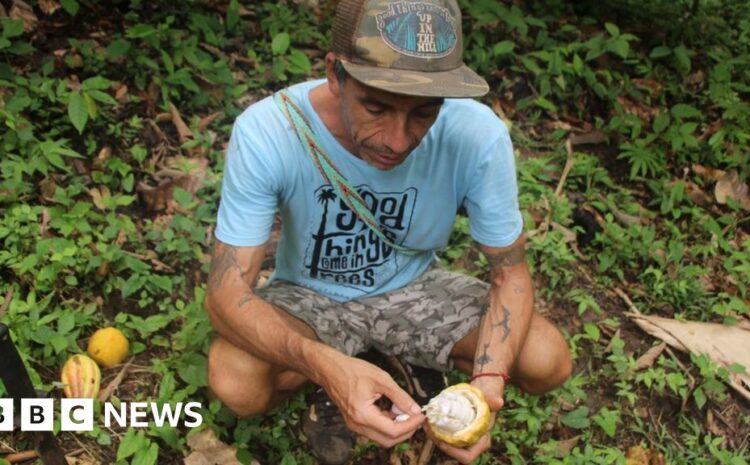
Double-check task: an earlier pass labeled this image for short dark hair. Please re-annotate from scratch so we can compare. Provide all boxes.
[333,59,348,85]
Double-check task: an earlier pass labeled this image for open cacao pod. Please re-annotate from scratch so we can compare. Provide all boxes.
[424,383,491,447]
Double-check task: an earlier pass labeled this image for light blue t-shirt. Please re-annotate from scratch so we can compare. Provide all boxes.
[216,79,523,302]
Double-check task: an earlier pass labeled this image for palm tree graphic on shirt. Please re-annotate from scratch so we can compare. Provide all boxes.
[308,187,337,278]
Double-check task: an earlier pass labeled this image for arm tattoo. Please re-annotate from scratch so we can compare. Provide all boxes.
[483,246,526,269]
[492,306,512,342]
[208,243,256,303]
[475,343,492,370]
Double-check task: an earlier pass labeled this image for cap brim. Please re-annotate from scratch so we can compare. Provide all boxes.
[340,61,489,98]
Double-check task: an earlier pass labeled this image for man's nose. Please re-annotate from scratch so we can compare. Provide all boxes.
[382,114,413,155]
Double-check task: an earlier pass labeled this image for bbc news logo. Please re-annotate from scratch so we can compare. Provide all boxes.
[0,398,203,431]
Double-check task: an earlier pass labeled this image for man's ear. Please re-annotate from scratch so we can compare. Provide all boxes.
[325,52,341,97]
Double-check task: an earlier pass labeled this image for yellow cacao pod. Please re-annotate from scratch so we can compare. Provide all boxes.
[424,383,491,447]
[87,326,129,368]
[61,354,101,399]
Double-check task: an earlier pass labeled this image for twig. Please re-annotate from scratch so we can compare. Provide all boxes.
[4,450,37,463]
[0,287,13,319]
[554,139,575,198]
[416,439,435,465]
[98,357,133,402]
[613,287,641,315]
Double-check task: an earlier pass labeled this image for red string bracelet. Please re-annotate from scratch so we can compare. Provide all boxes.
[471,372,510,383]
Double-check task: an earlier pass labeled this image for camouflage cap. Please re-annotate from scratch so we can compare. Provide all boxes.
[332,0,489,98]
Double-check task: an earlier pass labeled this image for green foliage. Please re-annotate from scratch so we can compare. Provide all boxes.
[2,0,750,463]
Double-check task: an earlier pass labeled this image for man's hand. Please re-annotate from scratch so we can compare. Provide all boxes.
[321,356,425,447]
[428,378,504,464]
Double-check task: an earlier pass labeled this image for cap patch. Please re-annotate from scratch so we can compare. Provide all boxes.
[375,1,457,58]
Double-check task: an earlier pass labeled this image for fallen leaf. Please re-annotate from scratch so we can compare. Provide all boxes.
[115,83,129,101]
[686,70,706,89]
[616,96,657,123]
[625,445,668,465]
[198,112,223,132]
[692,164,726,182]
[97,358,133,402]
[66,455,98,465]
[184,429,258,465]
[39,207,52,238]
[555,436,580,457]
[570,129,606,146]
[627,313,750,402]
[89,187,106,210]
[0,3,7,16]
[684,180,713,207]
[706,409,726,438]
[170,103,194,143]
[631,78,664,96]
[10,0,37,32]
[635,342,666,370]
[715,170,750,210]
[38,0,61,15]
[137,158,208,212]
[491,98,512,128]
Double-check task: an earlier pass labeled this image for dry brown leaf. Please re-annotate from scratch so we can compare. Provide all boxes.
[625,445,668,465]
[198,111,223,132]
[137,158,208,212]
[570,129,606,146]
[170,102,194,142]
[10,0,37,32]
[39,207,52,238]
[66,455,98,465]
[715,170,750,210]
[684,180,713,207]
[89,187,106,210]
[38,0,61,15]
[97,358,133,402]
[694,164,725,181]
[0,288,13,320]
[165,156,209,190]
[550,221,577,243]
[631,78,664,96]
[616,96,657,123]
[115,83,129,101]
[0,3,7,16]
[635,342,666,370]
[686,70,706,88]
[184,429,258,465]
[491,98,512,128]
[706,409,726,438]
[627,313,750,401]
[555,436,580,457]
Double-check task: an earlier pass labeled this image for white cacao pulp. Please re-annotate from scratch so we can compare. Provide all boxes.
[424,391,477,432]
[423,383,491,447]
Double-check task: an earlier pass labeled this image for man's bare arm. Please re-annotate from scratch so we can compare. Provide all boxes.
[472,235,534,395]
[204,240,339,385]
[204,239,425,445]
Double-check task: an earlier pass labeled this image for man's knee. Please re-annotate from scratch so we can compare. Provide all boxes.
[207,337,275,417]
[516,320,572,395]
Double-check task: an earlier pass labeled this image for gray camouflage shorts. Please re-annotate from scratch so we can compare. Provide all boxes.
[255,266,489,371]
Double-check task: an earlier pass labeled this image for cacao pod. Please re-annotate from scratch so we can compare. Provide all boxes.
[61,354,101,399]
[87,326,129,368]
[424,383,491,447]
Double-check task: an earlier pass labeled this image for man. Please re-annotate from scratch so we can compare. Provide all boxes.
[205,0,572,464]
